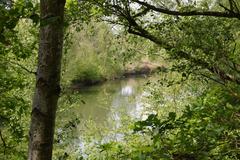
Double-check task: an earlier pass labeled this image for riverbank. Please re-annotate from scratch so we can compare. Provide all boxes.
[70,62,167,90]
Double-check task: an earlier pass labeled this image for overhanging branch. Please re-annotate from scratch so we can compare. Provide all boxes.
[134,0,240,19]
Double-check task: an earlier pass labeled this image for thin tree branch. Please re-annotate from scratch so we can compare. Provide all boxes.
[0,130,7,155]
[219,3,233,13]
[120,10,170,48]
[7,60,36,75]
[133,8,150,18]
[197,73,226,86]
[133,0,240,19]
[229,0,234,11]
[209,66,240,85]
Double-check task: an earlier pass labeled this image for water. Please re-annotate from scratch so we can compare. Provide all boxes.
[60,76,150,124]
[56,76,152,154]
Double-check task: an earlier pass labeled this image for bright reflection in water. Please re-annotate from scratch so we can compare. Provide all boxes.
[71,77,149,124]
[121,85,134,96]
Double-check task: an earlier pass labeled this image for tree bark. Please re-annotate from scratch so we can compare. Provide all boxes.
[28,0,66,159]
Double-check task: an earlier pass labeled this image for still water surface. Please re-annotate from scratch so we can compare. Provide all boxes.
[63,76,151,126]
[57,76,153,154]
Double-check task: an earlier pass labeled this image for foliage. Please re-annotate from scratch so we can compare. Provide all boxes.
[0,20,37,159]
[132,86,240,160]
[63,21,156,86]
[63,21,121,85]
[0,1,38,159]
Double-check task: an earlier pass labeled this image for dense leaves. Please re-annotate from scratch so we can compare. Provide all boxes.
[0,1,38,159]
[132,86,240,159]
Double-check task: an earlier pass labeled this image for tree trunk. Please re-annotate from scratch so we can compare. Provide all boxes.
[28,0,66,159]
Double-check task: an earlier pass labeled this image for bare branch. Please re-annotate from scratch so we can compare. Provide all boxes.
[133,0,240,19]
[219,3,233,13]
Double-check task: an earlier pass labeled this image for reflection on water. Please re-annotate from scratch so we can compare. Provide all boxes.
[121,85,133,96]
[70,77,149,126]
[57,76,152,154]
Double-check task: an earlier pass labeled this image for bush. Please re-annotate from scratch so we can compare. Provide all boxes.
[72,62,104,85]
